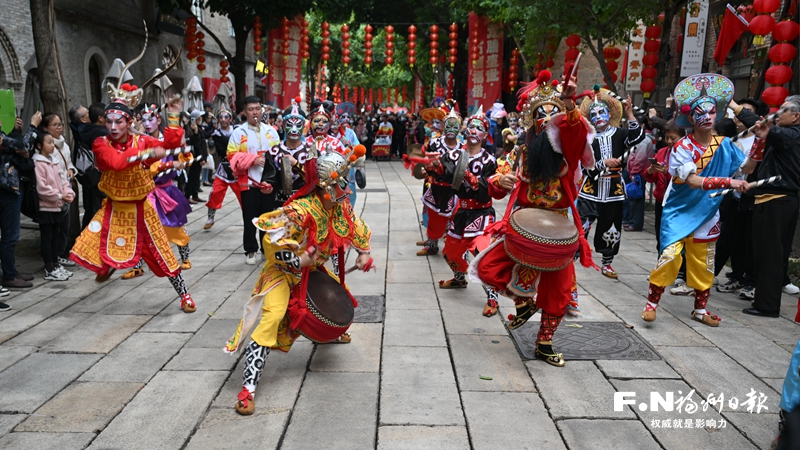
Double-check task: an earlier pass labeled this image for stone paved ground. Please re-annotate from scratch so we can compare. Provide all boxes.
[0,160,796,449]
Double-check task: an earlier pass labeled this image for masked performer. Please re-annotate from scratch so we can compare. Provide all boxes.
[501,112,525,158]
[120,103,194,279]
[224,147,371,415]
[204,108,241,230]
[273,99,313,207]
[427,107,504,316]
[305,101,345,156]
[577,87,645,279]
[421,107,446,143]
[416,109,463,256]
[228,96,281,265]
[641,74,748,327]
[468,70,596,366]
[70,80,197,313]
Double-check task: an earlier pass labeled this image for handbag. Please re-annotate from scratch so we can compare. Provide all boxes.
[0,155,20,194]
[625,173,644,200]
[19,175,39,220]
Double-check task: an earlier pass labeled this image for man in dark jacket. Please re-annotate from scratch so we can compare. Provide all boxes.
[185,109,211,203]
[76,102,107,229]
[739,95,800,317]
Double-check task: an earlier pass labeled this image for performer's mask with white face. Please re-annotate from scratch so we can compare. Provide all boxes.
[691,99,717,130]
[431,118,443,133]
[444,118,460,139]
[589,103,611,130]
[284,116,304,140]
[534,104,560,134]
[508,116,518,128]
[311,114,330,137]
[466,118,486,144]
[142,113,159,134]
[106,113,129,141]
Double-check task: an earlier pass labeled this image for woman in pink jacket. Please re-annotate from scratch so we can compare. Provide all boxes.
[33,132,75,281]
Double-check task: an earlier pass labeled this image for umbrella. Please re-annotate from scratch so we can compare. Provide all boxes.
[102,58,134,103]
[213,82,233,114]
[184,75,203,112]
[20,55,41,131]
[144,68,172,105]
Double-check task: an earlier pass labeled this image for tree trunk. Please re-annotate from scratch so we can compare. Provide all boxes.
[232,31,249,112]
[29,0,68,125]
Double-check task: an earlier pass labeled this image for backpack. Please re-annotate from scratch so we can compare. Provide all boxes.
[625,173,644,200]
[73,138,101,185]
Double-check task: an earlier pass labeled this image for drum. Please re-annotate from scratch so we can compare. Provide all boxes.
[504,208,579,271]
[451,150,468,190]
[290,270,354,343]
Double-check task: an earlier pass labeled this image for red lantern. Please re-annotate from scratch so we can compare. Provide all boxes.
[602,46,621,87]
[320,22,331,65]
[640,80,657,94]
[644,40,660,53]
[773,19,800,42]
[253,16,262,55]
[766,65,793,85]
[301,18,310,60]
[762,86,790,111]
[769,43,797,63]
[750,15,776,45]
[639,26,661,98]
[644,26,662,39]
[430,24,440,69]
[385,25,395,66]
[408,25,417,68]
[365,25,374,68]
[565,34,581,48]
[448,23,458,68]
[340,24,351,67]
[508,48,519,92]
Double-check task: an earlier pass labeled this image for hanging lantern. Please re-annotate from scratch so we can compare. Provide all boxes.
[253,16,262,55]
[750,0,781,45]
[430,24,440,68]
[185,17,198,61]
[602,46,622,85]
[564,34,580,64]
[321,22,331,65]
[394,87,399,104]
[448,23,458,68]
[219,59,229,83]
[341,24,351,66]
[509,48,519,92]
[282,17,290,59]
[195,32,206,72]
[763,18,799,111]
[471,25,479,66]
[407,25,417,68]
[301,18,310,60]
[640,25,661,98]
[369,88,374,105]
[333,83,341,103]
[385,25,395,66]
[365,25,374,68]
[359,87,364,105]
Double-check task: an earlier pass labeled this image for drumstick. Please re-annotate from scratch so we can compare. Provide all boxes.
[708,175,781,198]
[345,257,375,274]
[731,113,777,143]
[127,147,184,163]
[593,148,630,180]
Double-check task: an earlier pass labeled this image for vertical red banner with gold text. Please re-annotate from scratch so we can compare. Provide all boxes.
[267,17,302,107]
[467,13,503,115]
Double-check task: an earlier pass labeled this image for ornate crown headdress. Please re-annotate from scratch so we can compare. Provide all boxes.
[673,73,734,128]
[314,144,367,200]
[516,70,566,129]
[444,107,462,125]
[282,96,306,121]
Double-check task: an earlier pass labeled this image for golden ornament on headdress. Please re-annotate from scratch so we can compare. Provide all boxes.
[579,86,623,128]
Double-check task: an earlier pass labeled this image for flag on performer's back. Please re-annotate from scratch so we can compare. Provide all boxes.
[714,4,750,66]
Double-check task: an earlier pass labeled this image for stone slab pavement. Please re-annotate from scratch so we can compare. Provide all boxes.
[0,160,795,449]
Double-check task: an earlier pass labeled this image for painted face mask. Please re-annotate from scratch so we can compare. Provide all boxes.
[692,99,717,129]
[466,118,486,144]
[332,175,351,203]
[508,117,518,128]
[589,104,611,129]
[444,118,460,139]
[311,114,330,137]
[106,113,129,142]
[534,104,560,134]
[141,113,159,134]
[284,117,304,140]
[431,118,443,133]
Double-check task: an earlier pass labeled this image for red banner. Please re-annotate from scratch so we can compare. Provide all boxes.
[267,16,302,107]
[467,13,503,115]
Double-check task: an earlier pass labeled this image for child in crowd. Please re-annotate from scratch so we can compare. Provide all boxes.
[33,132,75,281]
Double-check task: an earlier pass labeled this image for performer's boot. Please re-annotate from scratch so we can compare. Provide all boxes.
[121,259,145,280]
[691,288,720,327]
[642,283,665,322]
[236,341,269,415]
[535,313,565,367]
[179,245,192,270]
[169,274,196,313]
[439,270,468,289]
[507,298,539,330]
[600,256,618,279]
[95,267,116,283]
[204,208,216,230]
[483,288,499,317]
[416,239,439,256]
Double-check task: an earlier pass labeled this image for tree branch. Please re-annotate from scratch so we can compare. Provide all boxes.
[196,17,234,61]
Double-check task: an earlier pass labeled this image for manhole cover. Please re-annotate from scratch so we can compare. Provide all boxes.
[508,321,660,361]
[353,295,385,323]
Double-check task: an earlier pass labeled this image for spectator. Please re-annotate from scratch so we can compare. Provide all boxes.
[184,109,209,204]
[76,103,107,229]
[625,114,656,231]
[40,113,77,268]
[32,131,75,281]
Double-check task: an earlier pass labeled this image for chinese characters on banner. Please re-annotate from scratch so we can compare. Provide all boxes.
[625,22,647,92]
[467,13,503,115]
[680,0,709,77]
[414,76,425,111]
[267,16,302,106]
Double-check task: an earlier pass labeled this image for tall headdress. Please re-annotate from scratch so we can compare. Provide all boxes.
[673,73,734,128]
[420,107,446,125]
[466,105,490,131]
[444,107,462,125]
[283,96,306,120]
[516,70,566,130]
[579,85,622,128]
[105,21,151,119]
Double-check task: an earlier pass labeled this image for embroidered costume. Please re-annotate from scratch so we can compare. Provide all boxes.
[642,74,743,327]
[577,86,645,278]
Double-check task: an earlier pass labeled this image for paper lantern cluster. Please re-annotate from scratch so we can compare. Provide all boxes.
[219,59,229,83]
[763,18,800,111]
[640,25,661,98]
[749,0,781,45]
[253,16,262,55]
[385,25,395,66]
[565,34,580,65]
[321,22,331,65]
[509,48,519,92]
[448,23,458,68]
[301,19,310,60]
[341,24,351,66]
[364,25,374,68]
[184,17,206,72]
[602,46,622,85]
[429,25,440,68]
[407,25,417,68]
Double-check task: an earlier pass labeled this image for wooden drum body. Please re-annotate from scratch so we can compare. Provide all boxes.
[504,208,579,271]
[291,270,354,343]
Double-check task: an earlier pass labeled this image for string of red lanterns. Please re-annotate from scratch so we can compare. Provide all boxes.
[602,46,622,86]
[447,73,454,98]
[185,17,197,61]
[429,24,440,68]
[219,59,229,83]
[253,16,262,55]
[321,22,331,65]
[341,24,351,66]
[385,25,395,66]
[448,23,458,68]
[195,31,206,72]
[281,17,290,59]
[640,25,661,99]
[763,18,800,111]
[750,0,781,45]
[508,48,519,92]
[364,25,374,68]
[407,25,417,68]
[301,19,310,60]
[564,34,580,66]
